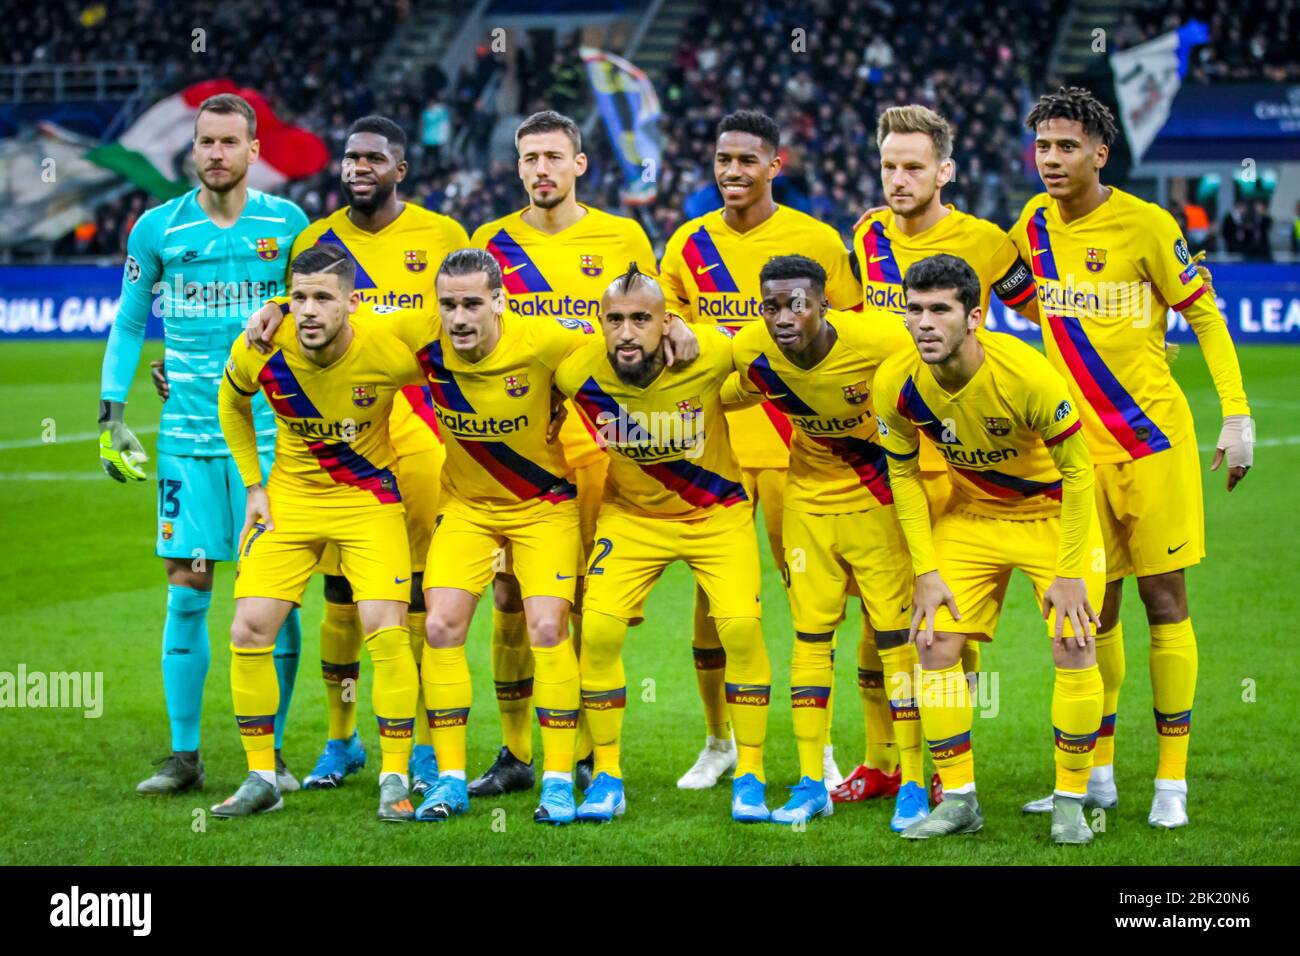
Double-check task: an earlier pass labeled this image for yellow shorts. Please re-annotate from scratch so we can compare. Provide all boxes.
[930,507,1105,639]
[316,445,443,577]
[236,500,411,604]
[583,502,762,623]
[560,403,604,471]
[426,497,581,602]
[742,466,786,564]
[1095,439,1204,581]
[784,507,913,634]
[571,455,610,556]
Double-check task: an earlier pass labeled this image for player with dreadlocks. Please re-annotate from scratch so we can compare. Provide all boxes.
[1009,86,1254,828]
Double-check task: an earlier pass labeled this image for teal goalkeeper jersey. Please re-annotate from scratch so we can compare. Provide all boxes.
[100,188,308,457]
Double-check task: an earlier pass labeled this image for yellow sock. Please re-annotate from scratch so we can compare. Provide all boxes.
[407,611,431,748]
[571,609,594,762]
[579,610,628,779]
[718,616,770,782]
[231,644,278,772]
[1150,619,1197,781]
[791,635,833,781]
[859,625,898,772]
[692,593,730,739]
[1052,664,1103,794]
[1094,622,1124,767]
[491,609,533,763]
[824,636,836,748]
[879,639,923,786]
[422,643,471,774]
[365,625,418,776]
[532,639,580,774]
[920,660,974,791]
[320,601,362,741]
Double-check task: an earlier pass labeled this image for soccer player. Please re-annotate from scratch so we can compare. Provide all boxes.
[875,254,1104,843]
[99,93,307,796]
[555,264,773,824]
[659,109,861,790]
[1011,88,1254,828]
[214,245,424,820]
[245,115,468,796]
[840,105,1040,804]
[467,110,659,797]
[729,255,925,829]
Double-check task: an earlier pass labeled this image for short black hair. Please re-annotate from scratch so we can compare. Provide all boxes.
[759,254,827,294]
[717,109,780,152]
[516,110,582,153]
[347,114,408,155]
[437,248,502,292]
[1024,86,1118,147]
[291,244,356,289]
[902,254,981,315]
[609,261,662,299]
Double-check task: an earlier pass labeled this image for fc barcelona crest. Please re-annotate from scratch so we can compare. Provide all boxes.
[352,384,378,407]
[985,416,1012,436]
[504,374,530,398]
[1085,247,1107,273]
[842,381,870,405]
[677,395,703,418]
[256,237,279,261]
[161,521,174,541]
[580,254,603,277]
[405,249,428,273]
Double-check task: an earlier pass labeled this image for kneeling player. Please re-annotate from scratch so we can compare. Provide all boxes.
[213,246,424,821]
[876,254,1105,844]
[731,255,925,829]
[556,265,773,823]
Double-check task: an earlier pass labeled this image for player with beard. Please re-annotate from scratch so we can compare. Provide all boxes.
[242,115,468,796]
[659,110,861,792]
[840,105,1040,808]
[100,93,308,797]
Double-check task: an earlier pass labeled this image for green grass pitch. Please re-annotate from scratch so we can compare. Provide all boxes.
[1,340,1297,865]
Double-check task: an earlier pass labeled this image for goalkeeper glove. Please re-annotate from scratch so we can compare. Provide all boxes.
[98,399,148,482]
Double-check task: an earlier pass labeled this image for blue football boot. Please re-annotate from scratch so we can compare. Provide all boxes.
[414,774,469,822]
[771,776,832,825]
[575,772,626,822]
[534,777,577,825]
[890,781,930,832]
[302,731,366,790]
[731,772,770,823]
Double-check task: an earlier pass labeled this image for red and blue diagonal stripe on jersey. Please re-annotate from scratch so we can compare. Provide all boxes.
[575,376,746,509]
[1047,313,1170,458]
[257,352,321,418]
[306,440,402,503]
[315,229,378,289]
[416,339,475,412]
[860,221,903,285]
[745,354,818,416]
[485,229,551,295]
[1025,208,1059,281]
[739,348,795,446]
[680,227,739,293]
[897,376,959,447]
[951,464,1062,501]
[402,385,442,439]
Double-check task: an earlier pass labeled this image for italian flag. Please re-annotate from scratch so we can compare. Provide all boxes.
[86,79,329,198]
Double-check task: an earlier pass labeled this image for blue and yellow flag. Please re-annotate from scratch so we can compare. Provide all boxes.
[580,48,662,206]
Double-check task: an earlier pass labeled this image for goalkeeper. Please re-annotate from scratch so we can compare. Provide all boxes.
[97,93,309,798]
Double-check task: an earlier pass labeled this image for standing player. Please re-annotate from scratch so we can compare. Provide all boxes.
[1011,88,1254,828]
[730,256,926,830]
[467,111,659,797]
[99,93,307,796]
[555,265,773,824]
[659,109,861,790]
[840,105,1040,804]
[875,255,1105,844]
[246,115,468,796]
[214,245,425,820]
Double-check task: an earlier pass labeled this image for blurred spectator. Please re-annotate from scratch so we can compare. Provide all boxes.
[1245,199,1273,262]
[420,97,452,172]
[1221,201,1248,255]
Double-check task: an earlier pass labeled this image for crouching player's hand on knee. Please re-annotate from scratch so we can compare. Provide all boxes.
[910,570,960,648]
[239,484,275,552]
[1042,576,1099,650]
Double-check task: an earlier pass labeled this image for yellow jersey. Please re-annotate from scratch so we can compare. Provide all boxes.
[730,309,913,514]
[470,203,658,469]
[660,204,862,470]
[388,310,599,512]
[555,326,746,521]
[219,305,423,508]
[291,202,470,455]
[1010,187,1250,464]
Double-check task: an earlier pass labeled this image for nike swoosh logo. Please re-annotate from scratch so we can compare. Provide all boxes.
[695,263,720,275]
[394,576,410,584]
[869,254,889,263]
[503,263,526,275]
[1031,248,1049,256]
[236,716,262,725]
[271,391,297,400]
[556,573,577,580]
[1167,542,1188,554]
